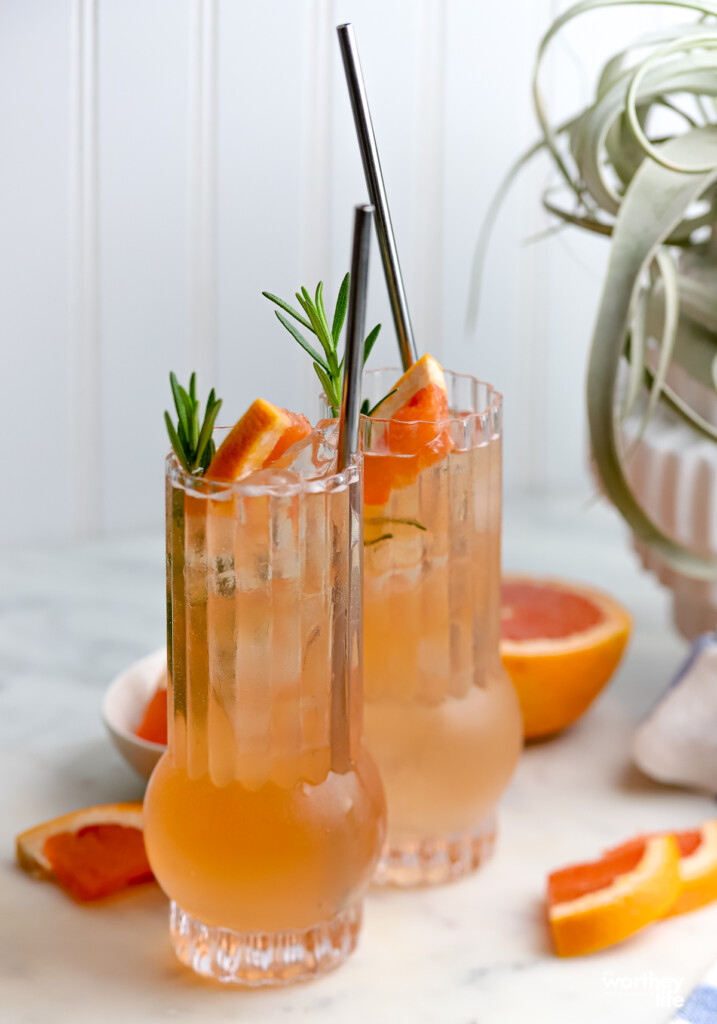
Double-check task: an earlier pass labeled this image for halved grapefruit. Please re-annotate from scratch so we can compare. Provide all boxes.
[501,576,631,739]
[16,802,154,902]
[606,820,717,918]
[206,399,311,482]
[547,834,681,956]
[363,354,453,506]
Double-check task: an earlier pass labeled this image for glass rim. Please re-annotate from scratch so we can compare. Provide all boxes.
[165,449,360,499]
[342,366,501,427]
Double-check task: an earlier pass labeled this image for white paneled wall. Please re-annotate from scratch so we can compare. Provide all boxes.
[1,0,684,540]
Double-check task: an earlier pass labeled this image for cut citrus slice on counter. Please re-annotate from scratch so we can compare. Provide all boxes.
[606,820,717,918]
[206,399,311,482]
[16,802,154,902]
[500,576,631,739]
[363,354,453,506]
[135,686,168,745]
[547,834,681,956]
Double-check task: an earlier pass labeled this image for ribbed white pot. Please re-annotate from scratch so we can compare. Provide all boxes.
[620,364,717,640]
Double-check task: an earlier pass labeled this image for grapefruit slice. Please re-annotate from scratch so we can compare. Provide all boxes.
[135,686,168,745]
[500,576,631,739]
[547,834,681,956]
[206,399,311,482]
[606,820,717,918]
[16,802,154,902]
[364,354,453,506]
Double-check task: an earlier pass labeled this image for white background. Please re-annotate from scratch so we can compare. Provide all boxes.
[1,0,684,540]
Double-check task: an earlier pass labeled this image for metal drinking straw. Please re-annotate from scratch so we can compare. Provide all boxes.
[332,204,373,773]
[337,22,418,372]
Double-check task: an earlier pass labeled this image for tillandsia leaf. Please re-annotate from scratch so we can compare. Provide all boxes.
[165,372,222,476]
[586,126,717,578]
[631,248,680,451]
[621,291,648,421]
[642,360,717,441]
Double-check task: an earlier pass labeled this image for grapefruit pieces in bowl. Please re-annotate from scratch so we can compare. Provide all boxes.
[500,576,631,739]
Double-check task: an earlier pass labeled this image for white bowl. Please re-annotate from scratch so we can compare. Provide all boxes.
[102,649,167,779]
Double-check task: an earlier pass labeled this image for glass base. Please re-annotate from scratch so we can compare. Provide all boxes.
[373,815,497,888]
[169,900,362,986]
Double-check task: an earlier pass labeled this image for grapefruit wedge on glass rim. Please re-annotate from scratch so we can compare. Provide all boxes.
[500,576,632,739]
[206,398,312,482]
[547,834,681,956]
[16,802,154,902]
[363,353,453,507]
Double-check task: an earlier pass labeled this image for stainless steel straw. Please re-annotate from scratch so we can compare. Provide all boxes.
[338,204,373,470]
[337,23,418,371]
[332,204,373,773]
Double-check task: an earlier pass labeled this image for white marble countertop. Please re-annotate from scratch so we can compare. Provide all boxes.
[2,492,716,1024]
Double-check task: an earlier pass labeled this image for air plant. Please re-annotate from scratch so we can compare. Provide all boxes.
[472,0,717,578]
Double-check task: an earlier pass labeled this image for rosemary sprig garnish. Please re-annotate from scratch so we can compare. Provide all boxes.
[361,388,398,417]
[263,274,382,415]
[164,371,222,475]
[366,516,427,532]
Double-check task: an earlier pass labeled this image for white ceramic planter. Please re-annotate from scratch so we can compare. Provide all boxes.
[620,369,717,639]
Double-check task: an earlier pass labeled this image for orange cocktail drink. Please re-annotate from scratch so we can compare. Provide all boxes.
[144,440,386,985]
[361,367,522,886]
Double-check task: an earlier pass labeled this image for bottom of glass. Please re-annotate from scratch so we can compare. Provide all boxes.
[373,814,497,888]
[169,900,362,986]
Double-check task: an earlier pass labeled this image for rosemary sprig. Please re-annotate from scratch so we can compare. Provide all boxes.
[164,371,222,475]
[263,274,383,415]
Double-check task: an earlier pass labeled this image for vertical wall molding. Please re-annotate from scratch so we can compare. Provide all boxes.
[69,0,101,537]
[299,0,334,284]
[409,0,447,360]
[188,0,219,386]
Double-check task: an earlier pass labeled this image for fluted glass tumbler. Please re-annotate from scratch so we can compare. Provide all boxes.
[360,369,522,886]
[144,450,386,985]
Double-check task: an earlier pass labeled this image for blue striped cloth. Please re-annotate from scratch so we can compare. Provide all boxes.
[674,964,717,1023]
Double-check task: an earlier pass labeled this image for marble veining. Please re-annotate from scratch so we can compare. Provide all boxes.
[2,494,717,1023]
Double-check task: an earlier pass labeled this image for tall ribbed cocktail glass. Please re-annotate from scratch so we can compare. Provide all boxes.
[144,444,386,985]
[361,369,522,886]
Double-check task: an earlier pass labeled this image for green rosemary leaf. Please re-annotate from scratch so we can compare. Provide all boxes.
[297,291,337,369]
[364,533,393,546]
[366,516,427,531]
[360,398,371,416]
[363,323,382,365]
[166,373,223,477]
[165,412,191,473]
[170,372,190,441]
[315,281,333,342]
[367,388,397,416]
[313,362,339,412]
[332,273,350,344]
[262,291,312,331]
[275,312,328,370]
[196,394,223,469]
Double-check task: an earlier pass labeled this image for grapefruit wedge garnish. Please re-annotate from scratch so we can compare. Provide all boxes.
[364,354,453,506]
[16,802,154,902]
[547,834,681,956]
[606,820,717,918]
[206,398,311,482]
[500,576,631,739]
